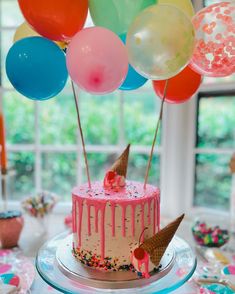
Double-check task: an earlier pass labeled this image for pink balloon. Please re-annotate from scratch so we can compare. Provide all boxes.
[66,27,128,94]
[190,1,235,77]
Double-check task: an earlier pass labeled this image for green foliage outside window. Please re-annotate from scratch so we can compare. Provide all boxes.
[195,96,235,210]
[4,87,161,200]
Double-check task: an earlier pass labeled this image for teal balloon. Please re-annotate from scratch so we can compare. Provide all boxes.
[6,37,68,100]
[119,34,147,91]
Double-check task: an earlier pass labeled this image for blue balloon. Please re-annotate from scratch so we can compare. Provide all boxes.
[6,37,68,100]
[119,34,147,91]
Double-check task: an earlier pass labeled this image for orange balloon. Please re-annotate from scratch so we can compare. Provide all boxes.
[18,0,88,41]
[152,66,202,104]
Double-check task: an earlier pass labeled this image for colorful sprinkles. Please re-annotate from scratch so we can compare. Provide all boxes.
[72,247,134,272]
[192,221,229,247]
[73,181,158,201]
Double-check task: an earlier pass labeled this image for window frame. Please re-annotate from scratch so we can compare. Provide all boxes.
[181,80,235,217]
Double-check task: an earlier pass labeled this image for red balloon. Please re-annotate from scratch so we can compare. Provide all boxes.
[152,66,202,104]
[18,0,88,41]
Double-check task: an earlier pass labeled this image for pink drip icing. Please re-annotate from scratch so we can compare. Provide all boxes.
[147,199,152,225]
[141,203,145,242]
[87,204,91,236]
[153,198,157,235]
[111,203,116,237]
[138,252,150,278]
[76,198,84,247]
[72,197,75,233]
[131,251,150,279]
[100,204,106,260]
[157,197,160,232]
[131,205,136,237]
[73,196,77,234]
[86,199,107,260]
[95,207,99,233]
[121,204,127,237]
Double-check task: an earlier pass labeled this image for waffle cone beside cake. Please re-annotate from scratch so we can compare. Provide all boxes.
[111,144,130,177]
[140,214,184,266]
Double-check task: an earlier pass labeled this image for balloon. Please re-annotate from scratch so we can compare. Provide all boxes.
[120,64,148,91]
[6,37,68,100]
[119,34,147,91]
[89,0,157,35]
[158,0,194,18]
[14,22,39,42]
[190,2,235,77]
[66,27,128,95]
[13,22,68,49]
[153,66,202,104]
[126,4,195,80]
[18,0,88,41]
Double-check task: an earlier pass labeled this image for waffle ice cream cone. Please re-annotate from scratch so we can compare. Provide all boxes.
[140,214,184,266]
[111,144,130,177]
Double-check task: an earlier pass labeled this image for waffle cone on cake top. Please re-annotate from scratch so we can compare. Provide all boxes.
[111,144,130,177]
[140,214,184,266]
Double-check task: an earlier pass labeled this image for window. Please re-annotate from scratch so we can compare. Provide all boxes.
[189,0,235,212]
[194,92,235,210]
[0,1,162,201]
[1,0,234,216]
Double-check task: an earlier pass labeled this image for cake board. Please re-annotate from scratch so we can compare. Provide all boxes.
[36,232,197,293]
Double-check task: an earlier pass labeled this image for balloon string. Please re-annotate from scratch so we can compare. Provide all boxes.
[144,79,169,190]
[71,80,91,189]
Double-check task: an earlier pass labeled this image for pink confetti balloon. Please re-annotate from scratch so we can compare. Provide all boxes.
[66,27,128,94]
[190,1,235,77]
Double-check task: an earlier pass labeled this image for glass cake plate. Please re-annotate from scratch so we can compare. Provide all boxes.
[36,232,197,294]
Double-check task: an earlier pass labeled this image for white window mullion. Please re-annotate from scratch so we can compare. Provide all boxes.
[184,96,198,214]
[161,97,197,217]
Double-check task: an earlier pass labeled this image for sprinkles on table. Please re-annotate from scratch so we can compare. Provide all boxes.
[192,221,229,248]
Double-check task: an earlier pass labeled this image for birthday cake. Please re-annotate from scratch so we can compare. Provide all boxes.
[72,145,184,277]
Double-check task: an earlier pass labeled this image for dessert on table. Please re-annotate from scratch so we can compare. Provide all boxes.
[72,145,184,278]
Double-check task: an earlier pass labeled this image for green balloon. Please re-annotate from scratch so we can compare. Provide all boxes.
[89,0,157,35]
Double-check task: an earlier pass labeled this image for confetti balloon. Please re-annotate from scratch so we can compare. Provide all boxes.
[126,4,195,80]
[153,66,202,104]
[18,0,88,41]
[190,2,235,77]
[66,27,128,94]
[89,0,157,35]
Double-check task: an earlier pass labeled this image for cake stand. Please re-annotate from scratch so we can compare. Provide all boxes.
[36,232,197,294]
